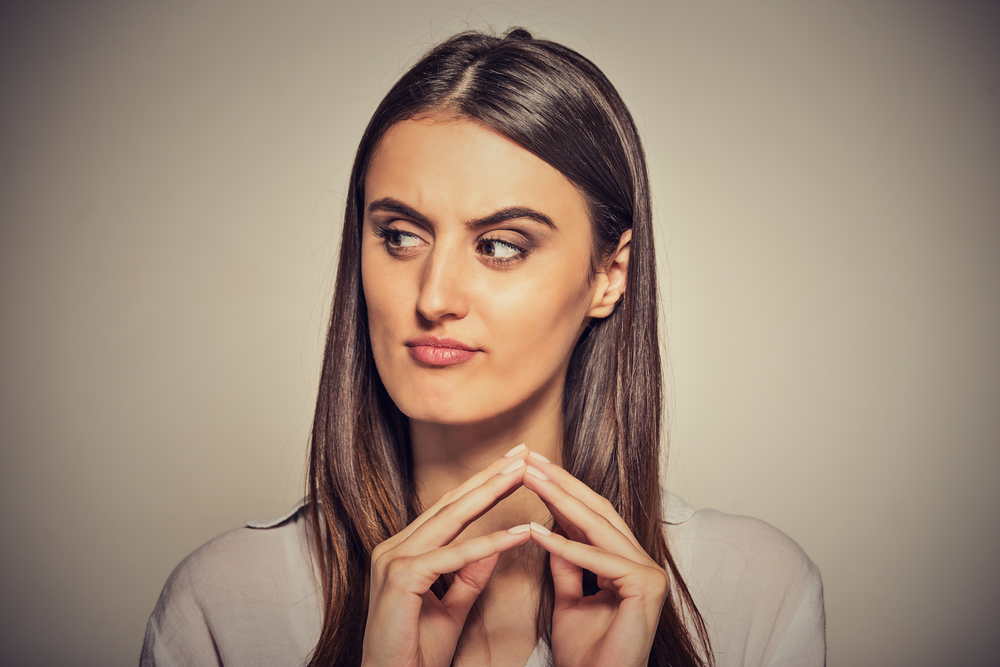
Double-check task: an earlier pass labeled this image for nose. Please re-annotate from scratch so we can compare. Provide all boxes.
[415,245,469,323]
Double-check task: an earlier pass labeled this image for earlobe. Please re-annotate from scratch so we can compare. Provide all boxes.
[587,229,631,319]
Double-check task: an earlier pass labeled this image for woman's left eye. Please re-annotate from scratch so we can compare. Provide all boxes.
[476,238,524,261]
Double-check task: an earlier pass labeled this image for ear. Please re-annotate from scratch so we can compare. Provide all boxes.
[587,229,631,319]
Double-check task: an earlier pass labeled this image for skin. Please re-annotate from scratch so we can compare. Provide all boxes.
[360,114,666,667]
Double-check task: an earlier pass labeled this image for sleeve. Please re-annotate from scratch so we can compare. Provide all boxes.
[139,546,225,667]
[137,514,322,667]
[764,565,826,667]
[669,509,827,667]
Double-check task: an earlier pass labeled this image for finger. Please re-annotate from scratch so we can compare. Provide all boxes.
[545,504,588,545]
[399,459,527,554]
[439,552,499,623]
[385,528,530,594]
[526,452,643,553]
[383,446,529,549]
[529,523,666,601]
[522,464,649,564]
[548,550,583,610]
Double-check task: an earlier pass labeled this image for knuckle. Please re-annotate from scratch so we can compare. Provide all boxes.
[579,510,611,535]
[383,555,413,587]
[488,531,508,549]
[597,496,616,515]
[645,566,669,597]
[483,472,509,497]
[370,550,391,579]
[452,541,470,562]
[438,487,458,506]
[454,538,477,562]
[435,499,459,521]
[454,566,484,590]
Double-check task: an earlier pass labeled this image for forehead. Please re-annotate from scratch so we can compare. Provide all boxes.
[364,115,589,226]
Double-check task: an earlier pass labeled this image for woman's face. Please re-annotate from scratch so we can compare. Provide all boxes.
[361,114,623,426]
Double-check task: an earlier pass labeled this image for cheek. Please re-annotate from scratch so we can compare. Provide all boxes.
[363,241,404,304]
[478,266,593,362]
[361,250,406,356]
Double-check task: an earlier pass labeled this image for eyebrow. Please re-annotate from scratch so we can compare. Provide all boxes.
[367,197,556,230]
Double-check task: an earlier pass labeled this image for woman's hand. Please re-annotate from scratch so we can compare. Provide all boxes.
[522,453,669,667]
[361,448,532,667]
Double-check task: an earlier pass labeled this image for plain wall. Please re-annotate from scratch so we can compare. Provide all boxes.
[1,1,997,665]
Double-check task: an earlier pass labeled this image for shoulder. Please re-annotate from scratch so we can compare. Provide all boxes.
[141,503,322,666]
[157,502,316,612]
[664,493,826,667]
[666,494,817,580]
[663,492,819,589]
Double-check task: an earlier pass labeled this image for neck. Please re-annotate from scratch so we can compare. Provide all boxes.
[409,379,563,534]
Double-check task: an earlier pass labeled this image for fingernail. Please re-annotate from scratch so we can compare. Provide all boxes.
[504,443,527,457]
[530,521,551,536]
[528,451,550,463]
[500,460,525,475]
[525,465,548,481]
[508,524,531,535]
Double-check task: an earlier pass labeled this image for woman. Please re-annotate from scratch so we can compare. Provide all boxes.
[141,28,824,667]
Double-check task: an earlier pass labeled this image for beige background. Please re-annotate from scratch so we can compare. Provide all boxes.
[1,1,998,665]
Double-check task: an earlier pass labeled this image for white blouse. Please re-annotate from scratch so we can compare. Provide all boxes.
[140,493,825,666]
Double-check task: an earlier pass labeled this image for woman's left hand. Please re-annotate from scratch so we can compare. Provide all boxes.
[521,453,669,667]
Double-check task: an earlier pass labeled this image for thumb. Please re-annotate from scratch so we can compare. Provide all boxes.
[550,551,584,611]
[440,553,500,623]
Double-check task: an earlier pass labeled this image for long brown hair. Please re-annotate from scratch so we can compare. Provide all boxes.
[306,28,712,666]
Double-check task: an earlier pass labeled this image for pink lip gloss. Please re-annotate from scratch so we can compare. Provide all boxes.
[405,335,480,366]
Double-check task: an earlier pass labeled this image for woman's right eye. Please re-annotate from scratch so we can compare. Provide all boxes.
[375,226,423,251]
[386,230,420,247]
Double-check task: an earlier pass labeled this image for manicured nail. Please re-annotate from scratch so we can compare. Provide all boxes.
[530,522,552,536]
[508,524,531,535]
[504,443,527,457]
[501,460,525,475]
[525,465,548,481]
[528,451,550,463]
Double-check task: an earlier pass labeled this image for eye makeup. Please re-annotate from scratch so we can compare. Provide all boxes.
[370,218,541,266]
[475,233,531,265]
[371,224,425,255]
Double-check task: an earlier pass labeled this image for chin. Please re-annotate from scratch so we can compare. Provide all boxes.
[393,395,500,426]
[380,368,487,424]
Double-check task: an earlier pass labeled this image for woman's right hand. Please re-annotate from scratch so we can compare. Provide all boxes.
[361,447,531,667]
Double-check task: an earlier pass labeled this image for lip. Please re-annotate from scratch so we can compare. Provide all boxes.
[405,336,480,367]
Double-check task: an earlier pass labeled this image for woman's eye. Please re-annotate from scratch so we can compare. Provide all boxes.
[477,238,523,260]
[385,229,421,248]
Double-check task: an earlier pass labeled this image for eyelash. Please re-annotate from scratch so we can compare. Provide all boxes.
[476,236,527,265]
[372,225,530,265]
[373,225,420,250]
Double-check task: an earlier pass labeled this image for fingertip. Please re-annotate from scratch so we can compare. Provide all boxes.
[525,465,548,481]
[529,521,552,536]
[504,443,527,457]
[500,459,525,475]
[500,525,531,549]
[528,450,550,463]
